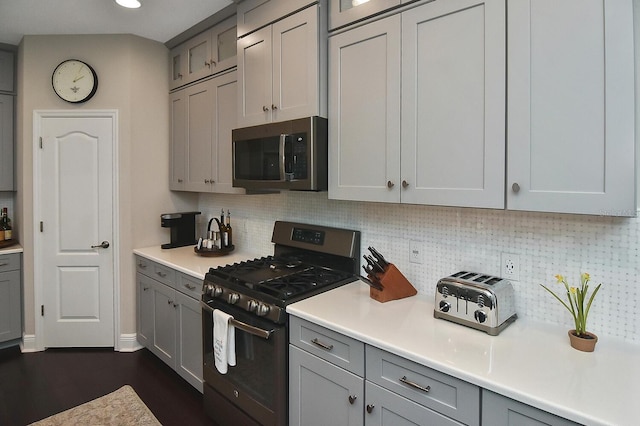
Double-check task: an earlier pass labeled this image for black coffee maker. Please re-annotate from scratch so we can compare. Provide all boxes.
[161,211,201,249]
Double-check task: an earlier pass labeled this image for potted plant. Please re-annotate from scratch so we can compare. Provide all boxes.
[540,273,602,352]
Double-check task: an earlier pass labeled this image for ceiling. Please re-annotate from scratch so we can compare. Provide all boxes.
[0,0,233,46]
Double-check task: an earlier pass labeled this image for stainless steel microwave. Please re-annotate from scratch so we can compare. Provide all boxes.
[232,116,328,191]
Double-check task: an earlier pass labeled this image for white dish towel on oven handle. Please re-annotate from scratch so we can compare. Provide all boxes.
[213,309,236,374]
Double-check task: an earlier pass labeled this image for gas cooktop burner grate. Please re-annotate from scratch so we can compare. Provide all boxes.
[207,257,354,301]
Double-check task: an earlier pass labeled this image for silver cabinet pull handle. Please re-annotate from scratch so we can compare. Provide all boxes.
[157,271,167,278]
[366,404,375,414]
[91,241,110,249]
[512,182,521,193]
[387,180,394,189]
[311,338,334,351]
[399,376,431,393]
[137,262,147,269]
[0,262,8,267]
[348,395,357,404]
[184,283,196,290]
[263,106,269,112]
[402,180,409,188]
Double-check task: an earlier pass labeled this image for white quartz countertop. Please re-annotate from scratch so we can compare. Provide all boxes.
[133,245,262,279]
[0,244,23,255]
[287,280,640,426]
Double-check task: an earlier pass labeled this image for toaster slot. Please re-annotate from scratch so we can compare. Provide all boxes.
[461,272,477,280]
[485,277,502,285]
[451,271,468,278]
[473,275,491,282]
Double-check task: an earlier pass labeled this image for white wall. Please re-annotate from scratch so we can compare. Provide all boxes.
[16,34,197,341]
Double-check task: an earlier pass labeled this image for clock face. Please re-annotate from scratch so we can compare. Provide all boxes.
[52,59,98,103]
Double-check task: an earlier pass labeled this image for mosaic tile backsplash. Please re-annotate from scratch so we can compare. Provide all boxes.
[198,191,639,344]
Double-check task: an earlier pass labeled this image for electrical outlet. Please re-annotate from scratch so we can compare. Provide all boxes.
[501,252,520,281]
[409,241,423,264]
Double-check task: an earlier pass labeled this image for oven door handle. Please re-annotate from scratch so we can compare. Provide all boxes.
[201,301,274,340]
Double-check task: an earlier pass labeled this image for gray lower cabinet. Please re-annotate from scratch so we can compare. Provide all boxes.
[289,317,477,426]
[0,93,14,191]
[135,256,203,392]
[0,252,21,344]
[482,390,579,426]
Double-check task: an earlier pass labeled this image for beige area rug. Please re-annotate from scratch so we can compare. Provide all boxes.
[29,385,162,426]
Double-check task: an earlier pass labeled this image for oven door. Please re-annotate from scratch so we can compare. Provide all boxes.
[201,300,287,426]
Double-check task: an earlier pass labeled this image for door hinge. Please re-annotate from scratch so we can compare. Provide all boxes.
[41,305,44,316]
[40,221,44,232]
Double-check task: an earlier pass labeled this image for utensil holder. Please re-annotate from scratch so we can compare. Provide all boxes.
[368,264,417,303]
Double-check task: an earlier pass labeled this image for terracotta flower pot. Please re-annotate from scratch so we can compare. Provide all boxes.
[568,330,598,352]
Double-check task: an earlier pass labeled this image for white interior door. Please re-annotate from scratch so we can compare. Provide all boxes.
[37,112,115,347]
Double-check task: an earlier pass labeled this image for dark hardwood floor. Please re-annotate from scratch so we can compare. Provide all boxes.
[0,345,215,425]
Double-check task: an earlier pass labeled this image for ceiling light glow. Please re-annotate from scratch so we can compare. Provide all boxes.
[115,0,141,8]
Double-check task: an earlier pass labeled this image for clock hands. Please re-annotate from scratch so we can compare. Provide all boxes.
[73,75,85,83]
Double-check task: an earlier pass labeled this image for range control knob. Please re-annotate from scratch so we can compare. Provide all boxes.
[228,293,240,305]
[212,285,223,297]
[248,300,259,312]
[256,303,270,317]
[439,300,451,313]
[474,310,487,323]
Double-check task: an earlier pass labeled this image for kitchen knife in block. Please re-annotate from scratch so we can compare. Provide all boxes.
[368,264,417,303]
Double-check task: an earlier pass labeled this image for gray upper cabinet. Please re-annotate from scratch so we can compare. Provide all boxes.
[0,94,14,191]
[170,70,243,194]
[328,0,400,31]
[237,2,327,127]
[328,14,401,203]
[236,0,316,37]
[0,50,14,93]
[169,16,237,91]
[329,0,505,208]
[507,0,636,216]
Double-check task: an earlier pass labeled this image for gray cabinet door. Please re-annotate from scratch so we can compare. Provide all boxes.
[289,345,364,426]
[136,273,154,348]
[0,51,14,93]
[149,279,177,367]
[0,94,14,191]
[0,269,21,343]
[174,291,203,392]
[482,390,579,426]
[507,0,635,216]
[169,90,186,190]
[364,381,464,426]
[400,0,505,208]
[328,14,402,203]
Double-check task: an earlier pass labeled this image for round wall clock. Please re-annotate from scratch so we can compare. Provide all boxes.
[51,59,98,103]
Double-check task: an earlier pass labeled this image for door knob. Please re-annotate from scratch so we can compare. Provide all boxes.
[91,241,110,249]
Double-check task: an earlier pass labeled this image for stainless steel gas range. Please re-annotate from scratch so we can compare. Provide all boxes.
[200,221,361,426]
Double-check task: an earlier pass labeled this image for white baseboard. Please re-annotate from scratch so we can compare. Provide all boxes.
[20,334,39,352]
[19,333,143,353]
[118,333,143,352]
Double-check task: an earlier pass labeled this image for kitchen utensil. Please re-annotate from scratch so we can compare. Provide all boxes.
[364,247,417,303]
[360,274,383,291]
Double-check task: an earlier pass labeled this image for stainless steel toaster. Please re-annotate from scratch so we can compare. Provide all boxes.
[434,271,517,335]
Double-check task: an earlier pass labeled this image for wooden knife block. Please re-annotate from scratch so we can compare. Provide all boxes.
[369,264,417,303]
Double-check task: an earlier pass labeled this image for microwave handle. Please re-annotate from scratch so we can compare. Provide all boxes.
[279,134,287,181]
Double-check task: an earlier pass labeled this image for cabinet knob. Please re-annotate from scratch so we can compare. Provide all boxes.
[387,180,394,189]
[205,179,210,183]
[177,179,183,183]
[271,104,278,110]
[402,180,409,188]
[177,73,183,79]
[262,106,269,112]
[205,59,216,67]
[348,395,357,405]
[366,404,375,414]
[512,182,520,193]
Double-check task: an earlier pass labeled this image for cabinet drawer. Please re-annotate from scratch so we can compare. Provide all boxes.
[135,256,153,277]
[175,272,202,300]
[290,316,365,376]
[366,346,480,426]
[0,252,20,273]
